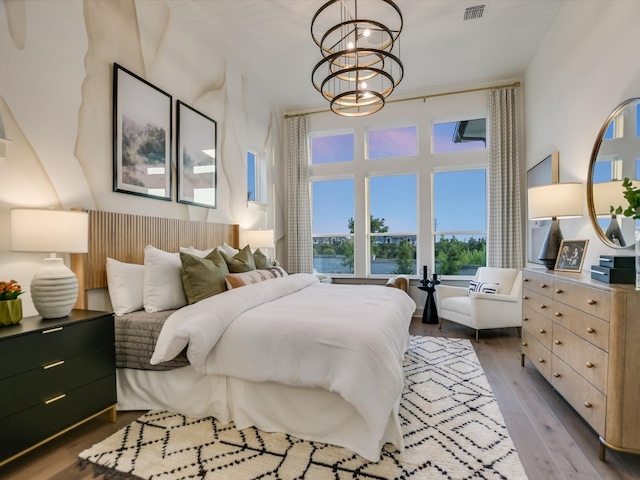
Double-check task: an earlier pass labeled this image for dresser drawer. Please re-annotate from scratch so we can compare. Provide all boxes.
[522,270,554,296]
[522,289,554,319]
[0,374,116,462]
[522,305,553,350]
[551,303,609,352]
[0,346,115,419]
[522,330,552,381]
[551,356,606,435]
[553,280,609,320]
[553,324,608,394]
[0,315,114,379]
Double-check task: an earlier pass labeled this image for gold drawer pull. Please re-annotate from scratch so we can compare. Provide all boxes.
[553,372,560,377]
[42,327,63,335]
[45,394,66,405]
[539,304,547,309]
[522,342,528,347]
[588,299,597,305]
[43,360,64,370]
[554,340,562,345]
[539,329,546,334]
[523,295,529,300]
[538,358,545,364]
[587,327,595,334]
[555,288,563,294]
[540,283,547,289]
[586,362,594,368]
[554,312,562,317]
[584,401,593,409]
[523,278,529,282]
[523,317,528,322]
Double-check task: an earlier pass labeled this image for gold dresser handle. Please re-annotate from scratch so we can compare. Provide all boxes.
[553,372,560,377]
[522,342,528,347]
[523,278,529,282]
[43,360,64,370]
[523,295,529,300]
[539,304,546,309]
[42,327,63,335]
[586,362,594,368]
[45,394,66,405]
[588,299,597,305]
[554,340,562,345]
[584,401,593,409]
[538,358,545,363]
[523,317,528,322]
[539,329,546,334]
[555,288,563,294]
[540,283,547,288]
[587,327,595,334]
[555,312,562,317]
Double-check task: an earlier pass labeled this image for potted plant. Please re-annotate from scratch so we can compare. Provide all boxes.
[0,279,24,326]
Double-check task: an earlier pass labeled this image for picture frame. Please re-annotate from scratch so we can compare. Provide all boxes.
[113,63,172,201]
[527,152,559,264]
[554,239,589,272]
[176,101,217,208]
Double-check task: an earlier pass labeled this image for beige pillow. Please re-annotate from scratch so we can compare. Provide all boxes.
[221,244,256,273]
[225,268,287,290]
[253,248,271,269]
[180,249,229,304]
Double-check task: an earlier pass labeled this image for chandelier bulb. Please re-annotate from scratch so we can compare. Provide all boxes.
[362,29,371,37]
[347,41,354,49]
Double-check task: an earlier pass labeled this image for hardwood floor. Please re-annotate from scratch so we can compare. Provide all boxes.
[2,318,639,479]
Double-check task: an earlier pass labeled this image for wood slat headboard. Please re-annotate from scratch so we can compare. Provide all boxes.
[70,210,239,309]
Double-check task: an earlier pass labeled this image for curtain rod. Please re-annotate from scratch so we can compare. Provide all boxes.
[284,81,522,119]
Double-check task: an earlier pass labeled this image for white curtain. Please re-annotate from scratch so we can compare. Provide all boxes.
[286,116,313,273]
[487,87,523,268]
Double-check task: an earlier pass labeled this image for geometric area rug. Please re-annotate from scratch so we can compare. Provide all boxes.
[78,336,528,479]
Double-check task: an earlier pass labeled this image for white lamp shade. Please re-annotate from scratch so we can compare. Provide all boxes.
[245,229,274,249]
[10,209,88,253]
[528,183,584,220]
[592,180,640,215]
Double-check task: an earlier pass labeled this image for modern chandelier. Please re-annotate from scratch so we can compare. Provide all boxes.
[311,0,404,117]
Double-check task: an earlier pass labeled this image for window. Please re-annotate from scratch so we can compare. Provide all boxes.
[433,169,487,276]
[433,118,486,153]
[312,178,354,274]
[310,133,354,164]
[367,126,418,159]
[369,174,417,275]
[247,149,266,203]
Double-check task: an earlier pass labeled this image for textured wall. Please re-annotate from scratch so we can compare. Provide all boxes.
[0,0,283,315]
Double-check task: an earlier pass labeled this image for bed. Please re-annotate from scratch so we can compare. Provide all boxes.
[71,210,416,461]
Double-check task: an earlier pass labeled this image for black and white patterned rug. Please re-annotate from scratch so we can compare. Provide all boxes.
[79,336,527,479]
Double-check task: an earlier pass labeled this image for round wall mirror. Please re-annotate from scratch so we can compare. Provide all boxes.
[587,98,640,249]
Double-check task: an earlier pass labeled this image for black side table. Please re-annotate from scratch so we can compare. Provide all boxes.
[418,278,440,324]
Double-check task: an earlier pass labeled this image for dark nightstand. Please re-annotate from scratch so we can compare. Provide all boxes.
[0,309,116,466]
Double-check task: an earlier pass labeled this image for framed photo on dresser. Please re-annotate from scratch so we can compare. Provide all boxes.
[554,239,588,272]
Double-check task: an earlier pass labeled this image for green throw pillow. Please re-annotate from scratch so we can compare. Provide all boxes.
[221,244,256,273]
[180,249,229,304]
[253,248,271,270]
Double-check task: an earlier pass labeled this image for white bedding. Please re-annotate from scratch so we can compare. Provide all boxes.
[149,274,416,460]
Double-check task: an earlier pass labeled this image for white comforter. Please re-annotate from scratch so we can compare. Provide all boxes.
[150,274,416,454]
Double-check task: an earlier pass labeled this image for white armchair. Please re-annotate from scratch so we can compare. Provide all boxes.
[436,267,522,342]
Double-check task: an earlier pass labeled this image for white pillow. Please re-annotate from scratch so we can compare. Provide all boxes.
[106,258,144,316]
[219,242,239,257]
[143,245,188,313]
[179,246,215,257]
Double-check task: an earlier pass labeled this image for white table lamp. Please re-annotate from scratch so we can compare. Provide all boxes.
[528,183,584,269]
[10,209,88,318]
[246,229,275,250]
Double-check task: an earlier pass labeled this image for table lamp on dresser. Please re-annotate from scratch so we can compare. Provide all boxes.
[10,208,88,319]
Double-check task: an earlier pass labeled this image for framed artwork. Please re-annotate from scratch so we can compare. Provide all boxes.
[176,101,217,208]
[527,152,559,264]
[113,63,172,200]
[554,239,589,272]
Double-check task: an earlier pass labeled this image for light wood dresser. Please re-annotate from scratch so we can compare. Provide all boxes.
[521,267,640,460]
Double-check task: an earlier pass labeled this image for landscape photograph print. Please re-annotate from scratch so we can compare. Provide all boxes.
[113,63,172,200]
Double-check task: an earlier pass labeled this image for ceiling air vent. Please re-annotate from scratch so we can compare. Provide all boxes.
[463,5,485,20]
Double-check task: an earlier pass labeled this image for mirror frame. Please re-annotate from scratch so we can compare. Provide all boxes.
[586,97,639,250]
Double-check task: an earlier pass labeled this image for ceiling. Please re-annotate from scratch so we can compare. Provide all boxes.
[164,0,565,114]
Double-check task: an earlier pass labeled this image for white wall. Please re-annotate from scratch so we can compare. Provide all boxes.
[524,1,640,269]
[0,0,283,316]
